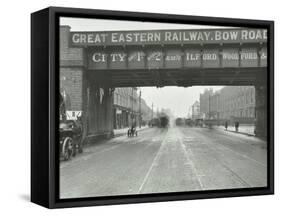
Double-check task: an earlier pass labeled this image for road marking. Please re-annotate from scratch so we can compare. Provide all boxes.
[177,130,204,190]
[137,133,168,194]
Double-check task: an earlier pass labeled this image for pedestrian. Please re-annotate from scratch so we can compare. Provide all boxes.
[225,121,228,131]
[235,121,239,132]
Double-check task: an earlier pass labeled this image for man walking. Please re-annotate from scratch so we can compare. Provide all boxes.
[235,121,239,132]
[225,121,228,131]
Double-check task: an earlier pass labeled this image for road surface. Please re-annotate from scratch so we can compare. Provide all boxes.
[60,126,267,199]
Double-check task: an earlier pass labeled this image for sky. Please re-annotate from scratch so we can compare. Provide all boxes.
[140,86,223,118]
[60,17,227,117]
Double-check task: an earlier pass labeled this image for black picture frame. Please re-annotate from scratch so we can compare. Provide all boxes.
[31,6,274,208]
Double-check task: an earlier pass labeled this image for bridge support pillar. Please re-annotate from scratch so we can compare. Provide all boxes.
[83,84,114,144]
[255,85,267,138]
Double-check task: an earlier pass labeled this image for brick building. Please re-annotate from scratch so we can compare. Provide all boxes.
[219,86,255,120]
[199,86,255,122]
[113,87,139,129]
[60,26,115,142]
[141,98,153,124]
[199,88,213,119]
[113,88,153,129]
[191,101,201,120]
[60,26,152,140]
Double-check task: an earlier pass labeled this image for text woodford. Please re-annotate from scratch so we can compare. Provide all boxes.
[71,29,267,46]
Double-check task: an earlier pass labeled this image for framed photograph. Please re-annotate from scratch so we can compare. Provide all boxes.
[31,7,274,208]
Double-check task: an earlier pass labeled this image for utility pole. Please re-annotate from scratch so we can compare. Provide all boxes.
[152,103,154,120]
[131,88,134,126]
[157,107,159,117]
[208,93,210,119]
[139,90,141,128]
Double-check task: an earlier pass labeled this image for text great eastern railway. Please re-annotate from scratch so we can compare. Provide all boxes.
[70,29,267,46]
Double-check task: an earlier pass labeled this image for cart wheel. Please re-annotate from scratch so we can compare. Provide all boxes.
[62,137,73,161]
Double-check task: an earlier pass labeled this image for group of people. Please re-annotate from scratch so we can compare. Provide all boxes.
[225,121,240,132]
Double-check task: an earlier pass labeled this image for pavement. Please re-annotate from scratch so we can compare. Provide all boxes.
[214,124,255,136]
[60,126,267,199]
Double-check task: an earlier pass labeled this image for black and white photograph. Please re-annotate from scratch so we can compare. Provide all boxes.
[1,0,280,213]
[58,17,269,199]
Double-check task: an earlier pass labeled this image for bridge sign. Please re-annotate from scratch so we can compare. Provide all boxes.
[71,28,267,70]
[70,29,267,46]
[86,46,266,70]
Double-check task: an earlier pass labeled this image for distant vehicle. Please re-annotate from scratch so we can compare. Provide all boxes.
[185,118,193,126]
[149,114,169,128]
[159,116,169,128]
[149,118,160,127]
[194,118,203,127]
[175,117,185,126]
[204,119,216,128]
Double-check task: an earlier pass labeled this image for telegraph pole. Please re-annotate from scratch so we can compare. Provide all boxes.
[208,93,211,119]
[131,88,134,127]
[152,103,154,120]
[139,90,141,128]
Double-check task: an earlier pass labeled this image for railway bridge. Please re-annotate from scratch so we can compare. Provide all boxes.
[60,26,268,140]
